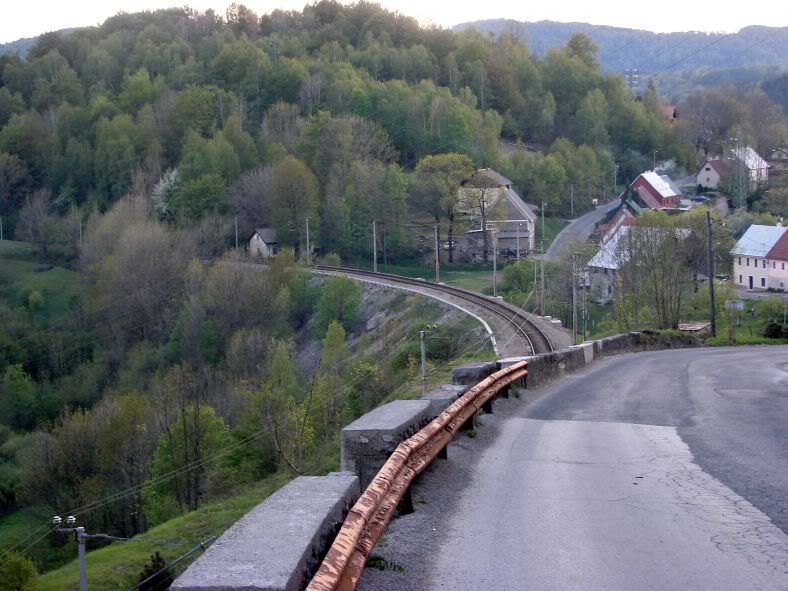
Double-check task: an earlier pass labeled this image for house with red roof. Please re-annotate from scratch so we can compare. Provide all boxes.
[621,170,683,210]
[731,224,788,290]
[765,229,788,291]
[696,157,732,190]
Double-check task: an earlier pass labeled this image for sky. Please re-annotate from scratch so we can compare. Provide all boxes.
[3,0,788,44]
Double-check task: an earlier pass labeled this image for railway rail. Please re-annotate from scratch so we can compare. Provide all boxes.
[314,265,554,355]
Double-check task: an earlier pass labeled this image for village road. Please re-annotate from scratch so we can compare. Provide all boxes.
[359,346,788,591]
[545,201,616,261]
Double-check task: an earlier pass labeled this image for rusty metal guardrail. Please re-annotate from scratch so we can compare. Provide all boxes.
[306,360,529,591]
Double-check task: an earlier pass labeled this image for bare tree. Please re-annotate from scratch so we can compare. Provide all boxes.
[17,189,51,255]
[261,102,304,153]
[299,73,323,116]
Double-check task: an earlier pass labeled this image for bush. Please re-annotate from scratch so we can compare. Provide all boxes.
[314,276,361,337]
[763,322,788,339]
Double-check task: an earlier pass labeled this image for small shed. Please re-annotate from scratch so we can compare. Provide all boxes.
[249,228,279,258]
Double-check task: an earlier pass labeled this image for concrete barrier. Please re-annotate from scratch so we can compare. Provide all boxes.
[341,400,432,488]
[451,361,498,385]
[172,472,360,591]
[422,384,467,415]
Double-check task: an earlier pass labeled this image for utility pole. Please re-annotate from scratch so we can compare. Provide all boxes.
[541,201,545,244]
[540,239,545,316]
[572,252,578,343]
[434,225,440,283]
[516,222,521,261]
[570,185,574,217]
[305,217,310,266]
[234,216,239,250]
[492,227,498,297]
[372,219,378,273]
[706,211,716,337]
[77,527,87,591]
[653,150,658,171]
[581,265,587,341]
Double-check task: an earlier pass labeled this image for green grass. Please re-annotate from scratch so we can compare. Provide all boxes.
[340,257,496,293]
[0,239,37,261]
[0,259,80,316]
[536,216,570,251]
[34,475,291,591]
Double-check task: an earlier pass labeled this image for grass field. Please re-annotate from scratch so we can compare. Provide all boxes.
[339,257,496,293]
[0,240,80,316]
[536,216,570,251]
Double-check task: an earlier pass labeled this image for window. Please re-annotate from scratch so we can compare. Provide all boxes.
[761,277,766,287]
[705,167,711,171]
[773,262,776,269]
[739,275,742,284]
[747,258,750,266]
[738,257,741,265]
[783,263,785,270]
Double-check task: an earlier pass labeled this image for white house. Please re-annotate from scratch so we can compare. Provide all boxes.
[695,157,731,190]
[731,146,769,191]
[731,225,787,290]
[249,228,279,258]
[588,226,629,304]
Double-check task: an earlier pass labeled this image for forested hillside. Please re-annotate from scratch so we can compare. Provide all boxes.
[455,20,788,73]
[0,3,786,584]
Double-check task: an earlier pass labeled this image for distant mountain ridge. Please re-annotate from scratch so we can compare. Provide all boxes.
[454,19,788,74]
[0,35,42,58]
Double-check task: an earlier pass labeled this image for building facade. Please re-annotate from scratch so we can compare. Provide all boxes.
[731,225,787,290]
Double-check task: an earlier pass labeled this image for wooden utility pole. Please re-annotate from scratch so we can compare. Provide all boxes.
[706,211,716,337]
[234,216,239,250]
[305,217,310,265]
[540,239,545,316]
[372,219,378,272]
[492,227,498,297]
[434,225,440,283]
[570,185,574,217]
[572,252,578,343]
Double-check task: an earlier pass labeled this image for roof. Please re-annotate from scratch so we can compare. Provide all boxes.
[640,171,681,200]
[477,168,513,188]
[699,158,732,177]
[505,188,537,221]
[253,227,278,244]
[732,146,768,171]
[588,226,629,270]
[768,148,788,161]
[766,228,788,261]
[730,225,786,257]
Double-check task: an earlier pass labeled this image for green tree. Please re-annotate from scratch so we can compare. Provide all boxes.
[412,153,474,263]
[314,276,361,337]
[151,404,229,511]
[0,552,37,591]
[270,155,319,249]
[171,174,229,219]
[0,365,36,430]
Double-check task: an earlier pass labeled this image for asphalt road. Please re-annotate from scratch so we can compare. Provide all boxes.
[545,202,616,261]
[359,346,788,591]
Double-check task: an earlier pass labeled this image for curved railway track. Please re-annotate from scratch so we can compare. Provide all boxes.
[314,265,554,355]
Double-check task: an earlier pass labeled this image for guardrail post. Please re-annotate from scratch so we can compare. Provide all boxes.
[398,486,414,515]
[482,399,493,414]
[437,445,448,460]
[500,384,510,398]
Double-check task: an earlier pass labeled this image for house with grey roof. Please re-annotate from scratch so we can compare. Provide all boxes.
[249,227,279,259]
[731,224,788,290]
[457,168,537,262]
[731,146,769,191]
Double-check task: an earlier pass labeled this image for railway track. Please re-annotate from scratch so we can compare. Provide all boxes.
[314,266,555,355]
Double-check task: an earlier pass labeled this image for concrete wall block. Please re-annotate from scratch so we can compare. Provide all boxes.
[422,384,467,416]
[341,399,432,488]
[172,472,360,591]
[451,361,498,385]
